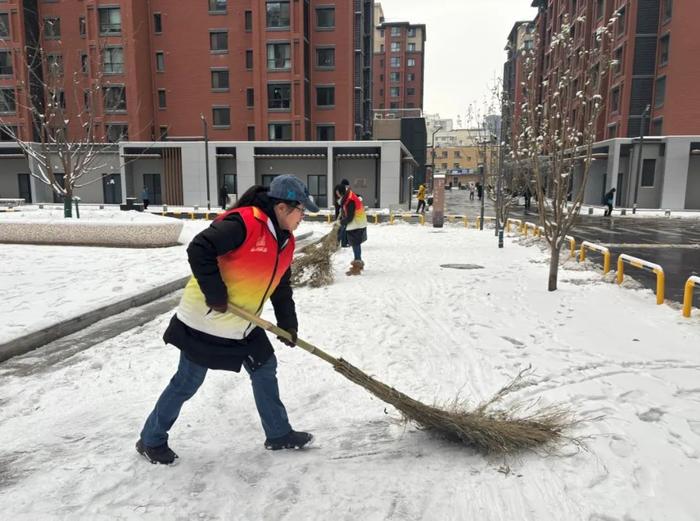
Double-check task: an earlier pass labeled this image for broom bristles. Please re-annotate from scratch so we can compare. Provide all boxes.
[291,222,340,288]
[334,358,573,454]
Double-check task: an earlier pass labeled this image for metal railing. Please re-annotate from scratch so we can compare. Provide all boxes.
[579,241,611,274]
[617,253,665,305]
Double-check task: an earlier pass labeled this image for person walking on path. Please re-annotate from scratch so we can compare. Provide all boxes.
[524,185,532,210]
[415,184,426,214]
[136,175,319,465]
[476,182,483,201]
[337,184,368,276]
[334,179,351,247]
[220,184,229,210]
[141,186,150,210]
[469,184,475,201]
[604,188,616,216]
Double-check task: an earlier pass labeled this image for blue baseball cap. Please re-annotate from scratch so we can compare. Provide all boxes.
[268,175,320,213]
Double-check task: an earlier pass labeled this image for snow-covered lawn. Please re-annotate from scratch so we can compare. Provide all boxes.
[1,223,699,520]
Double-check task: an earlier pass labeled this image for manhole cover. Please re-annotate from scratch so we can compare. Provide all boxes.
[440,264,484,270]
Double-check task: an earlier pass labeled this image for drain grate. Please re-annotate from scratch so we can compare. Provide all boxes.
[440,263,484,270]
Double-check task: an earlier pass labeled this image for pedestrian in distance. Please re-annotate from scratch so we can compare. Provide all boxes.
[220,184,229,210]
[469,184,475,201]
[524,185,532,210]
[604,187,616,216]
[337,183,368,276]
[476,182,483,201]
[141,186,150,210]
[334,179,351,247]
[136,174,319,465]
[415,183,427,214]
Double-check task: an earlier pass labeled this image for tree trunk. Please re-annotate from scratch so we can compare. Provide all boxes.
[548,244,560,291]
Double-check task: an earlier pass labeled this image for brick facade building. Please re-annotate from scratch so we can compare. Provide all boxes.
[0,0,373,143]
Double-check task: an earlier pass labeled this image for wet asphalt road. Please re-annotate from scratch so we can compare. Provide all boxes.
[440,190,700,304]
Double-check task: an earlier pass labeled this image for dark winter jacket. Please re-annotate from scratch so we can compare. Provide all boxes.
[163,193,297,372]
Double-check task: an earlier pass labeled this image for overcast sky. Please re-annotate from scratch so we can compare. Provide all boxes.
[376,0,538,125]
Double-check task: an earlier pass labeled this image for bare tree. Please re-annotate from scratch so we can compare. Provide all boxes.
[0,13,148,217]
[517,11,618,290]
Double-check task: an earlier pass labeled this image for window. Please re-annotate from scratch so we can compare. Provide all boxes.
[407,87,415,95]
[659,35,670,66]
[209,0,226,12]
[103,86,127,112]
[0,51,11,75]
[407,58,416,67]
[390,87,400,97]
[83,89,91,110]
[98,7,121,35]
[596,0,604,20]
[654,76,666,108]
[106,124,128,143]
[210,31,228,51]
[247,126,255,140]
[390,72,400,81]
[155,52,165,72]
[0,126,17,141]
[267,42,291,70]
[379,88,384,96]
[380,44,384,52]
[316,7,334,28]
[102,47,123,74]
[407,72,415,81]
[212,107,231,127]
[266,1,290,28]
[268,122,292,140]
[79,16,86,37]
[316,47,334,67]
[663,0,672,21]
[246,49,253,69]
[0,13,9,38]
[613,46,623,75]
[391,27,400,36]
[158,89,166,108]
[211,69,229,90]
[268,83,291,109]
[0,87,15,113]
[607,123,617,138]
[80,52,88,74]
[44,16,60,38]
[407,42,416,52]
[47,53,63,76]
[651,118,663,136]
[641,159,655,187]
[246,87,254,107]
[390,56,400,67]
[616,7,625,36]
[408,27,416,37]
[610,85,620,112]
[245,10,253,31]
[379,74,383,81]
[307,174,327,207]
[153,13,162,33]
[316,125,334,140]
[316,86,334,106]
[391,41,400,52]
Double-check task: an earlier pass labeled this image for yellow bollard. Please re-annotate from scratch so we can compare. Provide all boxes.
[389,213,395,224]
[683,276,699,317]
[617,254,665,304]
[464,216,468,228]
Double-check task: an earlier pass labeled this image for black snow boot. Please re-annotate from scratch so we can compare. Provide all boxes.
[264,430,314,450]
[136,439,179,464]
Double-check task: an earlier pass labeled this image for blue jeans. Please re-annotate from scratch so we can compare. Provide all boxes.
[140,351,291,447]
[351,243,362,261]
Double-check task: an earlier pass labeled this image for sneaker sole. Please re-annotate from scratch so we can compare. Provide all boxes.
[135,440,177,465]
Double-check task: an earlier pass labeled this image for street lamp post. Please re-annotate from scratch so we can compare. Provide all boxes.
[632,104,651,215]
[479,163,485,230]
[429,126,442,191]
[200,113,212,211]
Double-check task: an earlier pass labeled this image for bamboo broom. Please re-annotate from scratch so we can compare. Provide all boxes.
[228,304,574,454]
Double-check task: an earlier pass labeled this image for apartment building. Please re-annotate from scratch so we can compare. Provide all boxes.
[507,0,700,209]
[0,0,374,144]
[502,20,535,146]
[371,2,426,113]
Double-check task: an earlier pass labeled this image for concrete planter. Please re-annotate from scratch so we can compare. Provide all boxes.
[0,220,184,247]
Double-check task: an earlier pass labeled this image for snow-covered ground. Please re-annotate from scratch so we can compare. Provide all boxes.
[1,222,699,520]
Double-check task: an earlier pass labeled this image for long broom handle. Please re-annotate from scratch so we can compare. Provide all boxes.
[227,304,340,366]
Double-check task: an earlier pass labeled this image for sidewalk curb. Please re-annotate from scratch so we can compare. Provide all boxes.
[0,275,190,363]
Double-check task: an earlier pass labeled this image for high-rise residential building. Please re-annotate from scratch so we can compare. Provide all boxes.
[0,0,374,143]
[372,2,426,114]
[502,20,535,146]
[503,0,700,209]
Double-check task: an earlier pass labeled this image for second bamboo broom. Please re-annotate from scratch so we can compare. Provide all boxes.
[228,304,573,454]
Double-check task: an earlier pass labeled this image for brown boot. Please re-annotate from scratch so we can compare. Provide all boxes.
[346,260,362,276]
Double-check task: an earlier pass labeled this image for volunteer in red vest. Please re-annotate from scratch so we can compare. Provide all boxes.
[338,184,368,276]
[137,175,319,464]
